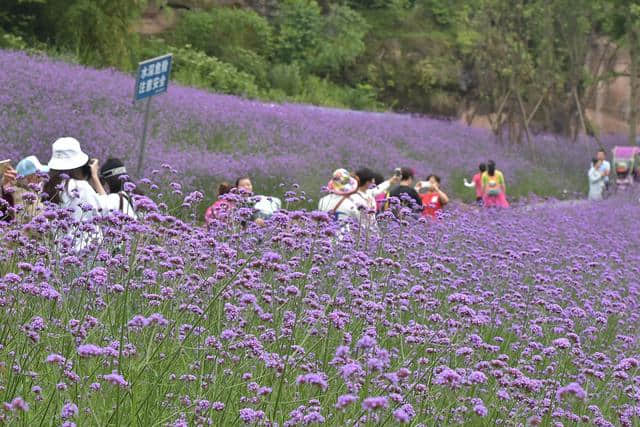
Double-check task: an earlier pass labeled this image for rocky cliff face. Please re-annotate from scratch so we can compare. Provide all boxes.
[586,38,634,135]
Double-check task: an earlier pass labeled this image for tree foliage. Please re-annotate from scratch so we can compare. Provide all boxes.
[3,0,640,140]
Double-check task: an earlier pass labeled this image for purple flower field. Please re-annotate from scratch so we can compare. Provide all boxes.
[1,49,640,425]
[0,49,618,202]
[0,180,639,425]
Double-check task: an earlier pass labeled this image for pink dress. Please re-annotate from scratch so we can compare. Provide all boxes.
[482,171,510,208]
[472,173,483,199]
[205,199,235,224]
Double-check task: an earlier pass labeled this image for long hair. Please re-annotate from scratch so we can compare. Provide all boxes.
[218,182,232,197]
[43,164,90,204]
[487,160,496,177]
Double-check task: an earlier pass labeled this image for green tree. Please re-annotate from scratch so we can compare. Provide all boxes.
[172,8,273,59]
[54,0,146,69]
[306,4,369,76]
[274,0,323,64]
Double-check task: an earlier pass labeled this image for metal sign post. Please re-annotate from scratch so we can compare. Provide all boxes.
[134,53,173,177]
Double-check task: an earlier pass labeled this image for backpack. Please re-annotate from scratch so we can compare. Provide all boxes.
[485,174,501,197]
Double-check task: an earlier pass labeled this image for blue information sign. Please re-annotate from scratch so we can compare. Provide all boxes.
[134,54,172,101]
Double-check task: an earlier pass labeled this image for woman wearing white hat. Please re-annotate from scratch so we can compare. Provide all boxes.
[44,138,124,249]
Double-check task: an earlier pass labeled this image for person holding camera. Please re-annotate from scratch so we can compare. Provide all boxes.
[416,175,449,219]
[44,138,125,249]
[387,167,423,211]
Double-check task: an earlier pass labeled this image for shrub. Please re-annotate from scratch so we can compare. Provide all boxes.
[306,5,370,76]
[268,63,303,96]
[172,45,259,98]
[172,8,273,59]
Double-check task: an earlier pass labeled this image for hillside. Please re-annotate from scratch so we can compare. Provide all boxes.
[0,49,617,205]
[5,0,640,143]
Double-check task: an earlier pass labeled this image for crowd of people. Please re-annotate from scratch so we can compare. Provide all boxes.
[0,138,137,249]
[0,136,514,247]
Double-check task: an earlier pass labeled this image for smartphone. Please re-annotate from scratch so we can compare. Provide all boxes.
[394,168,402,178]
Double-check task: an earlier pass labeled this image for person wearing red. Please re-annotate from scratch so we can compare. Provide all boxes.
[416,175,449,219]
[464,163,486,205]
[204,182,234,225]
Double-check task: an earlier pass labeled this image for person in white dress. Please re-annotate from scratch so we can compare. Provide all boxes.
[45,137,133,250]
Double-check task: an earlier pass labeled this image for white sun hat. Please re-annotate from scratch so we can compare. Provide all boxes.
[48,137,89,171]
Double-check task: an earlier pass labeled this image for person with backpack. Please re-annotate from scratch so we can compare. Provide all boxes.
[318,169,361,224]
[99,158,136,219]
[482,160,509,208]
[464,163,486,205]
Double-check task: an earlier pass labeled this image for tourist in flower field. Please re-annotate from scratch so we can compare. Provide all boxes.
[371,171,387,212]
[387,167,422,211]
[204,182,234,225]
[481,160,508,207]
[596,148,611,193]
[416,174,449,219]
[44,138,122,248]
[234,175,280,225]
[353,167,399,227]
[482,160,509,208]
[0,156,48,221]
[99,158,136,218]
[235,176,254,194]
[588,158,605,201]
[464,162,486,205]
[318,168,360,223]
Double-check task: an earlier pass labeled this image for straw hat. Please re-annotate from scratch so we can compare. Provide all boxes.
[327,168,358,195]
